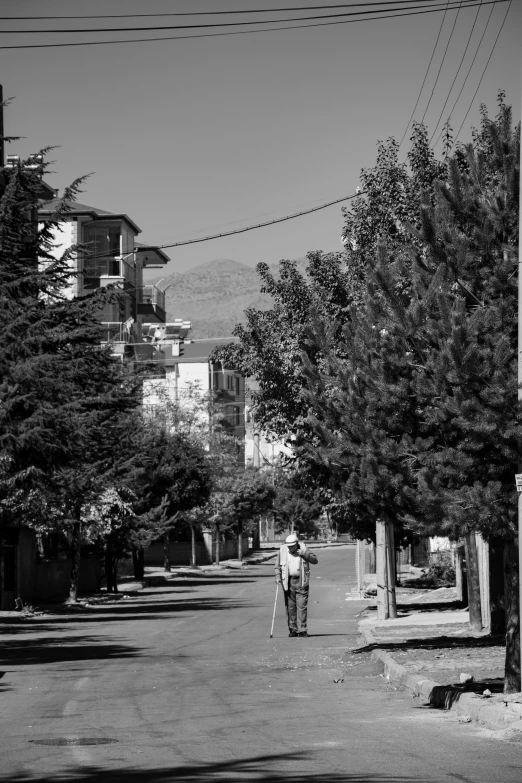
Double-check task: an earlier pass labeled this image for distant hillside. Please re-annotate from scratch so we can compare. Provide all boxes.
[160,257,308,338]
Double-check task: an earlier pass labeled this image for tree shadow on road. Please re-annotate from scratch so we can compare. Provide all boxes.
[0,752,428,782]
[0,595,259,632]
[0,635,143,667]
[354,634,505,655]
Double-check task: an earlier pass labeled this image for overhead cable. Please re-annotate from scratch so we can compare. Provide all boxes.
[399,0,451,146]
[428,0,484,144]
[0,1,507,50]
[73,192,365,263]
[432,0,494,147]
[0,1,483,34]
[420,1,464,125]
[0,1,478,21]
[454,0,512,142]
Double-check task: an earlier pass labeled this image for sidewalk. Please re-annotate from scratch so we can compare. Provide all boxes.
[357,586,522,732]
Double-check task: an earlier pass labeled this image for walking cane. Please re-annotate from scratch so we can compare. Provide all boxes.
[270,584,279,638]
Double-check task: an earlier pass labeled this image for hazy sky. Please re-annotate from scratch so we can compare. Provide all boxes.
[1,1,520,281]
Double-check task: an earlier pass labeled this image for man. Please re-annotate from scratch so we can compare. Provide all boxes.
[275,533,318,637]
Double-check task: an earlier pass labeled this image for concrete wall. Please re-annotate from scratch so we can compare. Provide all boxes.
[144,536,249,567]
[1,527,102,608]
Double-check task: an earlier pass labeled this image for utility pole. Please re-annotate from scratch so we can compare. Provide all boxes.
[0,85,5,200]
[518,59,522,683]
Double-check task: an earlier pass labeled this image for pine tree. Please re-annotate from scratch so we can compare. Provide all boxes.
[0,154,138,600]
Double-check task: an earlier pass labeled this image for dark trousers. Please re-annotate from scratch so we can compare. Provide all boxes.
[284,575,309,633]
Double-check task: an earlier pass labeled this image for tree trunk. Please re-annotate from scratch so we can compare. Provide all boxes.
[376,520,388,620]
[190,525,197,569]
[237,526,243,563]
[105,535,115,593]
[454,543,464,603]
[132,548,144,580]
[464,533,482,633]
[163,531,171,572]
[385,521,397,619]
[368,540,376,575]
[68,521,82,604]
[489,537,506,635]
[215,525,220,566]
[503,539,521,693]
[113,557,119,593]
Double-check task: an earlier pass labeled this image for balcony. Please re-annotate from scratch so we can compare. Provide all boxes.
[137,285,166,323]
[83,255,137,290]
[100,322,134,360]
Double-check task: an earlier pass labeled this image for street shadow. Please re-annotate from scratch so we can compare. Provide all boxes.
[0,635,143,667]
[0,595,258,631]
[0,752,427,782]
[353,634,505,654]
[395,600,466,613]
[429,678,505,708]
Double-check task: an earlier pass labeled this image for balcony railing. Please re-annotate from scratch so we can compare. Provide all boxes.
[137,285,165,311]
[83,255,136,286]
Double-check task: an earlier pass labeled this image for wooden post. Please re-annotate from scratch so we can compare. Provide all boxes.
[454,543,464,603]
[163,531,171,572]
[464,533,482,632]
[476,532,490,633]
[190,525,197,568]
[385,522,397,619]
[376,520,388,620]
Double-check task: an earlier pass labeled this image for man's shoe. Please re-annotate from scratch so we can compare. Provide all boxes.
[288,630,298,637]
[298,632,309,637]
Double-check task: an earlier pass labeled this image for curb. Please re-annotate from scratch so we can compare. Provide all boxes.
[360,627,522,731]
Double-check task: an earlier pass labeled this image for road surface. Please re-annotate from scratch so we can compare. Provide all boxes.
[1,545,520,782]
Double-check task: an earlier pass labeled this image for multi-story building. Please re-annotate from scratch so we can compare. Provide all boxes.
[141,327,246,459]
[37,199,170,362]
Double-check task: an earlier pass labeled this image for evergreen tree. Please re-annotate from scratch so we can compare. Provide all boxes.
[0,153,139,600]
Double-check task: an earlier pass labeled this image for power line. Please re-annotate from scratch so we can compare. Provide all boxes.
[454,0,512,142]
[147,192,365,252]
[420,1,464,125]
[0,1,506,50]
[70,192,365,263]
[399,0,451,146]
[0,1,475,21]
[432,0,495,147]
[0,1,480,34]
[428,0,484,144]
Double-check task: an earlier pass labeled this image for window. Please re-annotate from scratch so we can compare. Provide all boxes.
[83,222,121,259]
[233,406,241,426]
[235,377,240,395]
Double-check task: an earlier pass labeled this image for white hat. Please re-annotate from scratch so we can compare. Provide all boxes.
[285,533,298,545]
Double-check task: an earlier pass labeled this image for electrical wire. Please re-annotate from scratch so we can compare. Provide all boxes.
[399,0,451,146]
[152,193,346,245]
[428,0,483,144]
[454,0,512,142]
[420,1,464,125]
[75,191,366,262]
[148,190,364,250]
[0,0,506,50]
[431,0,494,147]
[0,1,480,34]
[0,1,476,21]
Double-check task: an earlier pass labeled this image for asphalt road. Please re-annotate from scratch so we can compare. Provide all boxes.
[1,545,520,782]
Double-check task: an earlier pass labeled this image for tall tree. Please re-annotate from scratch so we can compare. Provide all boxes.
[0,154,138,600]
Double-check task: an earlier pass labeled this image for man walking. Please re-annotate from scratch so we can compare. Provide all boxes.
[275,533,318,637]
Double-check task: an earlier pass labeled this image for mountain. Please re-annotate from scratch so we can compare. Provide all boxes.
[158,257,307,338]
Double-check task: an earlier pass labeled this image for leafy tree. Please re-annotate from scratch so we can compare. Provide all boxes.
[128,424,212,572]
[227,466,276,561]
[0,153,139,601]
[303,97,520,691]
